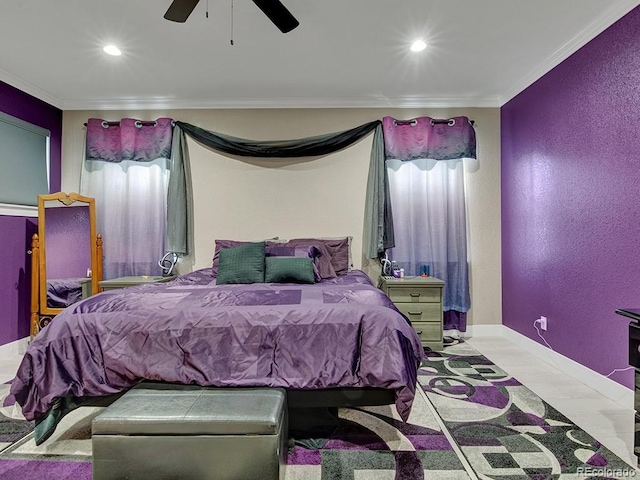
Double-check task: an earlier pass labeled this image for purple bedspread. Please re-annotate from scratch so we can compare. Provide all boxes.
[46,278,84,308]
[12,269,423,422]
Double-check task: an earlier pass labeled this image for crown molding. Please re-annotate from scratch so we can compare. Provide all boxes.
[0,67,63,109]
[61,95,501,111]
[498,0,640,106]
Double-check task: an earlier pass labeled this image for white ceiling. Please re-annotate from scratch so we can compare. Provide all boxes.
[1,0,638,110]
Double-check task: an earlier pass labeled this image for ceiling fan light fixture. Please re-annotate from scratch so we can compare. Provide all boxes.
[410,39,427,52]
[164,0,200,22]
[252,0,299,33]
[163,0,299,33]
[103,45,122,56]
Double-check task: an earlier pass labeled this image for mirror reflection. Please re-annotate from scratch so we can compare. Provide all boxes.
[31,192,103,338]
[44,202,92,308]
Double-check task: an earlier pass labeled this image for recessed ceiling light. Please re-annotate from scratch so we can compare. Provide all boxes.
[103,45,122,56]
[410,39,427,52]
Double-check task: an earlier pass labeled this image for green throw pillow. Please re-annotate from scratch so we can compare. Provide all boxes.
[216,242,266,284]
[265,257,316,284]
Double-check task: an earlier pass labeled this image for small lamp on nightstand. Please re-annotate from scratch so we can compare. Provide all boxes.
[159,251,178,276]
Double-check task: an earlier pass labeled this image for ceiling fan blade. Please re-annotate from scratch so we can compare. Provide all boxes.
[252,0,299,33]
[164,0,200,23]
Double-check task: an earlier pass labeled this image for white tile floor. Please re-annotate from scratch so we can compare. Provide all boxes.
[0,354,23,385]
[0,335,637,467]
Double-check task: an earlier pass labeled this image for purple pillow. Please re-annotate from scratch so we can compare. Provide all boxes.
[211,239,250,277]
[289,237,350,276]
[266,244,321,281]
[283,240,336,279]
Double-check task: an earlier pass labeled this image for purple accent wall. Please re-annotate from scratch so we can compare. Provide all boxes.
[45,206,91,279]
[501,6,640,389]
[0,81,62,345]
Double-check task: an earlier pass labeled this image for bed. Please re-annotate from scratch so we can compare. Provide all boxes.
[46,278,87,308]
[12,246,424,445]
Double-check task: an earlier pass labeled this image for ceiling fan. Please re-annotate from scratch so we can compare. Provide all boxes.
[164,0,299,33]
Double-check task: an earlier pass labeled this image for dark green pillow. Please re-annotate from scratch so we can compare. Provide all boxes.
[216,242,265,285]
[265,257,316,284]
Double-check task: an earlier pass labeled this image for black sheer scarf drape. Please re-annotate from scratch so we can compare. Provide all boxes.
[167,120,394,259]
[176,120,379,158]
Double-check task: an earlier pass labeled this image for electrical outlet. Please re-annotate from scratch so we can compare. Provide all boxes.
[538,316,547,331]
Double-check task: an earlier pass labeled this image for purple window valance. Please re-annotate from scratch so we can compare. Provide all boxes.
[382,116,476,161]
[86,118,173,162]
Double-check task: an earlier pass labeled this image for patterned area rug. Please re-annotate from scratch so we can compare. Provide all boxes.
[0,381,468,479]
[286,395,468,479]
[0,383,33,452]
[421,341,637,478]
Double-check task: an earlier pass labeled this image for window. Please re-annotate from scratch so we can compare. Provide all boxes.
[0,111,50,209]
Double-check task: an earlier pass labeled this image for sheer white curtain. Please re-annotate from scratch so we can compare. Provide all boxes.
[387,158,470,313]
[81,158,169,279]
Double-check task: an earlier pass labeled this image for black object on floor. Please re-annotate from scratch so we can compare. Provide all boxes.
[443,336,460,346]
[288,407,340,449]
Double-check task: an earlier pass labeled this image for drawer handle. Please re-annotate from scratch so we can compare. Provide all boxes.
[409,293,421,298]
[415,330,423,335]
[408,312,422,316]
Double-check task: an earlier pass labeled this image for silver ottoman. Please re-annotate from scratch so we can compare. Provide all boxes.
[92,383,287,480]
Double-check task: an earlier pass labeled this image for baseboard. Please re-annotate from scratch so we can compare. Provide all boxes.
[495,325,633,408]
[0,337,28,357]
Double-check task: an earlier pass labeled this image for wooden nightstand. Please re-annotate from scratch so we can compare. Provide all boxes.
[380,275,445,351]
[78,277,93,298]
[99,275,177,291]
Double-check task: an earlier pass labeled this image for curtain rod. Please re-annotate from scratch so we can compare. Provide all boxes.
[84,119,473,128]
[393,118,475,127]
[83,120,160,128]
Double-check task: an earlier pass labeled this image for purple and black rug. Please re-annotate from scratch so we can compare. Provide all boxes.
[422,341,636,478]
[0,384,33,450]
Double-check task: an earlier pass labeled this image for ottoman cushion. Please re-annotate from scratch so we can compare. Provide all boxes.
[92,383,287,480]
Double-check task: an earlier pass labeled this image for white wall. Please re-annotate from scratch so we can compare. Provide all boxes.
[62,107,501,327]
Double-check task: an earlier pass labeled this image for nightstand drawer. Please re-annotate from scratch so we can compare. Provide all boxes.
[410,321,442,343]
[379,275,444,351]
[387,286,441,303]
[395,303,442,323]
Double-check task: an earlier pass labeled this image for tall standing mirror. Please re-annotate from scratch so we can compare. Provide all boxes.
[30,192,103,337]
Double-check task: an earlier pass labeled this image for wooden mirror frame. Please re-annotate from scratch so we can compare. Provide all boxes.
[30,192,103,337]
